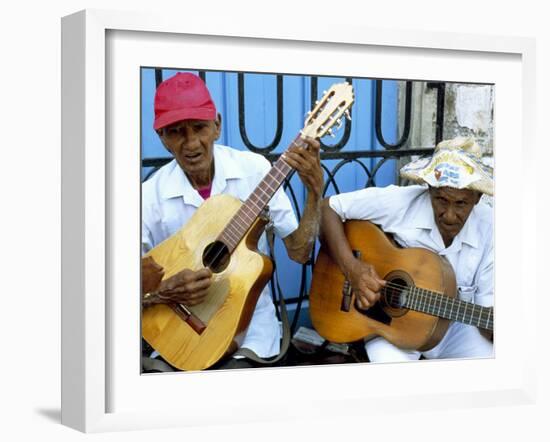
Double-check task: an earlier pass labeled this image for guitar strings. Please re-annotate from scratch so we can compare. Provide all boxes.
[381,280,477,307]
[203,158,288,271]
[203,138,305,272]
[367,281,493,325]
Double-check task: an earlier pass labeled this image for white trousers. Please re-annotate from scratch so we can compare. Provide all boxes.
[365,321,494,362]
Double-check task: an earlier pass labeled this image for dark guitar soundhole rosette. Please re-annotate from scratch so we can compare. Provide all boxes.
[380,270,414,318]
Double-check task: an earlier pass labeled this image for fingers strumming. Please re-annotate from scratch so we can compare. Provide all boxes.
[195,267,213,279]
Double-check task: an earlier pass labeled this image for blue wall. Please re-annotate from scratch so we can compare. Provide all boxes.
[141,68,400,320]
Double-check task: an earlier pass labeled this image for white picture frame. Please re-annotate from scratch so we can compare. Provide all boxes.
[61,9,538,433]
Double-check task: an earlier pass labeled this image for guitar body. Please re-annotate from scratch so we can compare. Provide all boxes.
[142,194,273,371]
[309,220,457,351]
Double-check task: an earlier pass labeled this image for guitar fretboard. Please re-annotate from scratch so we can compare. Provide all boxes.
[385,285,493,331]
[217,135,306,252]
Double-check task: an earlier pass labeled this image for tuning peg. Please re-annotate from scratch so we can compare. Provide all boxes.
[344,109,352,121]
[336,118,343,129]
[326,128,336,138]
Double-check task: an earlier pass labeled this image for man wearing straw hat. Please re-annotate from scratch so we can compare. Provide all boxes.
[320,136,494,361]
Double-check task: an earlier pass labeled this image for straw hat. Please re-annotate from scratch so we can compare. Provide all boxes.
[400,136,493,196]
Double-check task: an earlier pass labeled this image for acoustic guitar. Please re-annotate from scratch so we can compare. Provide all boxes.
[142,82,355,370]
[309,220,493,351]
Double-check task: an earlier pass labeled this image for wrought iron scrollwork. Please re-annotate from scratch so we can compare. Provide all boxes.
[375,80,412,150]
[238,73,284,153]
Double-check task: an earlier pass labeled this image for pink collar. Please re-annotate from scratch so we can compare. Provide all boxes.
[197,184,212,200]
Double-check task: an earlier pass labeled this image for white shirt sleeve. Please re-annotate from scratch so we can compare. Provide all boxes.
[473,234,494,307]
[328,184,417,227]
[268,186,299,239]
[141,223,153,255]
[141,194,154,255]
[141,181,162,255]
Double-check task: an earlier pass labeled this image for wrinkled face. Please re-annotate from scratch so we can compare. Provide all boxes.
[158,116,221,186]
[429,186,481,247]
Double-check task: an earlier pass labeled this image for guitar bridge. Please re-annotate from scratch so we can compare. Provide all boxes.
[170,303,207,335]
[341,280,353,312]
[340,249,361,312]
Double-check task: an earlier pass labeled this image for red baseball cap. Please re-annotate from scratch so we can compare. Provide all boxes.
[153,72,217,130]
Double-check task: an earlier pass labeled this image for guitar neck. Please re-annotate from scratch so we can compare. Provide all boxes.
[212,81,354,253]
[401,287,493,331]
[217,135,306,252]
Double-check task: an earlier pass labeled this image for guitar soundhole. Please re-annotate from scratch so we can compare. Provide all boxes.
[202,241,230,273]
[382,278,409,309]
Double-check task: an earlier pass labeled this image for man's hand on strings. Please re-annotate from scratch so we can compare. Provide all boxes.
[346,259,386,310]
[149,268,212,306]
[282,136,323,199]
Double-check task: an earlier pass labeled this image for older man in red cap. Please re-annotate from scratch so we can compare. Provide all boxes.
[320,136,494,362]
[141,72,323,370]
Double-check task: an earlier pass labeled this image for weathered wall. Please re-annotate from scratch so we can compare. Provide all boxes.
[398,81,494,155]
[397,81,494,203]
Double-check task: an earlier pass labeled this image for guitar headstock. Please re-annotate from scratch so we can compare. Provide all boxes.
[301,82,354,140]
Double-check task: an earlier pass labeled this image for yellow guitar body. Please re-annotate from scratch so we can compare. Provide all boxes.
[141,194,273,371]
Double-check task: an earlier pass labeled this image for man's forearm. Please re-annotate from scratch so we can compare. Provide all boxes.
[283,193,321,264]
[319,198,357,278]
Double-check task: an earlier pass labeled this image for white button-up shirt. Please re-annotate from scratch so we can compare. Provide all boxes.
[142,144,299,358]
[329,184,494,307]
